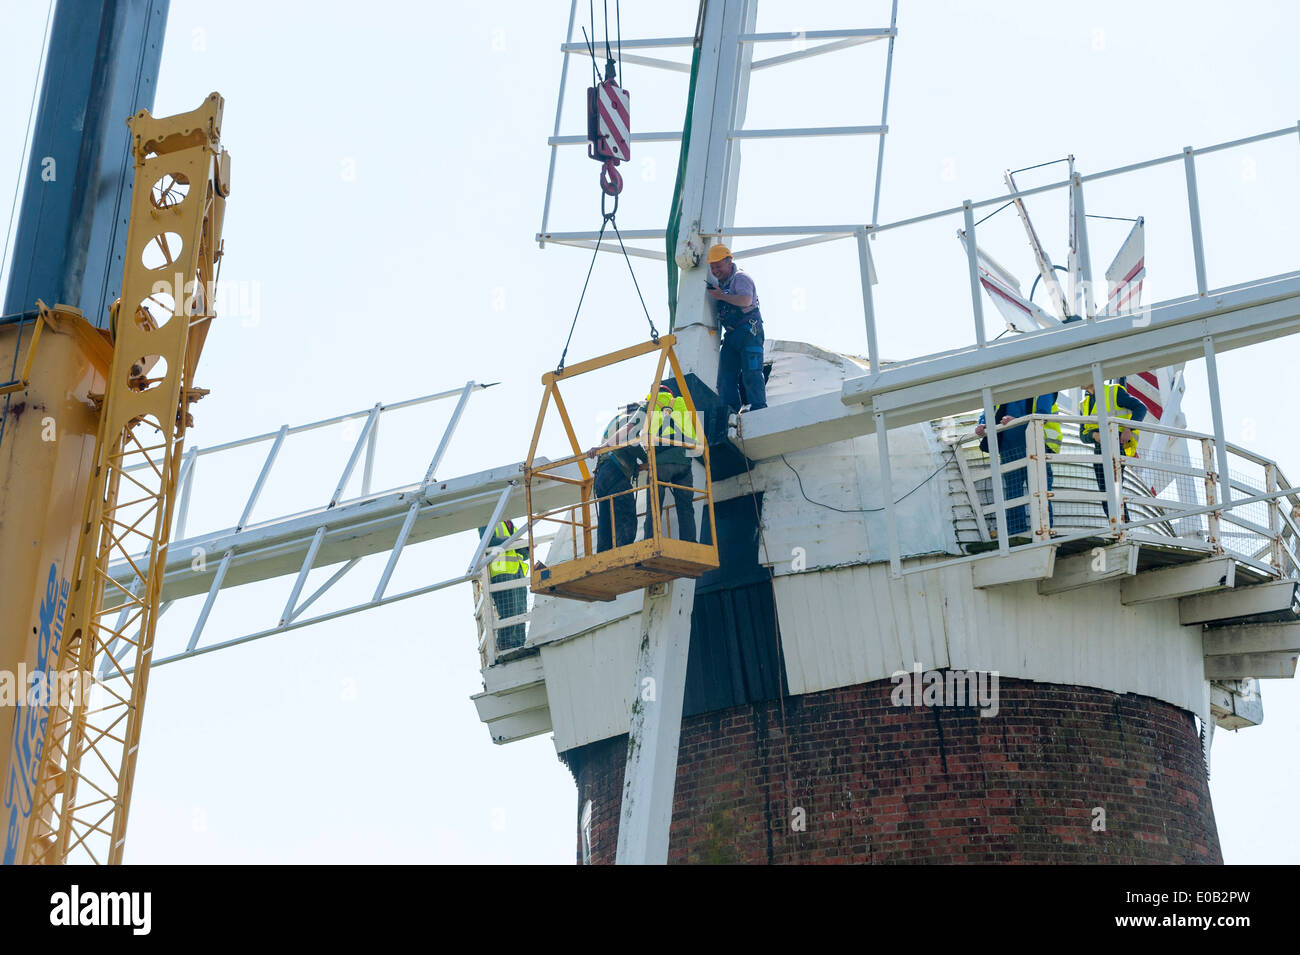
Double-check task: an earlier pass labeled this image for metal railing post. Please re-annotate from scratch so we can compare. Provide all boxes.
[1202,437,1222,552]
[963,202,987,349]
[856,227,880,372]
[539,0,579,247]
[1072,172,1096,319]
[1184,146,1209,296]
[1267,463,1283,571]
[331,403,381,507]
[873,405,902,576]
[237,424,288,532]
[1090,364,1122,530]
[1202,336,1233,508]
[1027,418,1051,541]
[173,445,199,541]
[980,387,1009,552]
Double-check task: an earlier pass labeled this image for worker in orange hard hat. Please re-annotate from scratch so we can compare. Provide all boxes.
[706,244,767,416]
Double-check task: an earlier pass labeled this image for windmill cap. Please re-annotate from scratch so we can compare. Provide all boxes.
[706,244,732,263]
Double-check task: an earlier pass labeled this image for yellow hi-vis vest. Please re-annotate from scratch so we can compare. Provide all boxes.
[1081,385,1139,456]
[648,392,697,450]
[1043,397,1062,454]
[487,520,528,577]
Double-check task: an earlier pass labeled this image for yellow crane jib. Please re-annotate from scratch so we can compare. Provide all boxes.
[15,93,231,865]
[524,335,719,603]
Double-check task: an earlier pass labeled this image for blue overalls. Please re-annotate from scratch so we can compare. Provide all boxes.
[714,274,767,415]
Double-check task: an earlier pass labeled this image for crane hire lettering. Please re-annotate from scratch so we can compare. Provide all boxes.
[3,563,69,865]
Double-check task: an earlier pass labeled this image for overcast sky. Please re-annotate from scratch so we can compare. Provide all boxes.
[1,0,1297,864]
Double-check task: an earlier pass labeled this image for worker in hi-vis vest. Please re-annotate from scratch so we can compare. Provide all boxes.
[1081,379,1148,521]
[478,519,529,651]
[975,393,1060,540]
[587,401,648,553]
[706,244,767,416]
[643,381,700,544]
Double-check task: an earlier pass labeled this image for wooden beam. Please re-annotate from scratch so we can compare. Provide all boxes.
[971,545,1056,589]
[1121,557,1235,605]
[1204,651,1299,680]
[1209,680,1263,729]
[1203,621,1300,656]
[1038,543,1139,595]
[1180,580,1298,625]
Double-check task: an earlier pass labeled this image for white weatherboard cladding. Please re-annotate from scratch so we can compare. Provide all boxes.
[754,424,955,575]
[514,340,1203,756]
[539,615,641,750]
[774,561,1205,716]
[745,339,957,575]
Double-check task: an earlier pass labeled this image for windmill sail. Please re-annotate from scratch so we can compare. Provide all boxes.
[958,232,1059,333]
[1103,218,1145,317]
[1100,218,1189,497]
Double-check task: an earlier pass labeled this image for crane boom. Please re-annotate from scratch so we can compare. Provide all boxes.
[19,94,230,865]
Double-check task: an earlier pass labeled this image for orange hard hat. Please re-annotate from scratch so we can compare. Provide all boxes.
[706,244,732,264]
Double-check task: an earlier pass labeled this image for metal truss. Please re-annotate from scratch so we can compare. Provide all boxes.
[100,383,582,672]
[724,122,1300,577]
[24,94,231,865]
[537,0,900,260]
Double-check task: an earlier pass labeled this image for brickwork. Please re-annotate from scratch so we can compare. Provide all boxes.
[561,676,1222,864]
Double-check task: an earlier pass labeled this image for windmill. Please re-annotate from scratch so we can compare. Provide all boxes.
[4,0,1299,866]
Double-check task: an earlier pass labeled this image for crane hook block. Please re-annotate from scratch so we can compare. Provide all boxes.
[600,160,623,197]
[587,79,630,164]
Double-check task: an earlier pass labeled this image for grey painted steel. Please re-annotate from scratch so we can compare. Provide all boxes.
[362,414,379,496]
[330,403,380,507]
[1184,146,1209,296]
[548,130,684,146]
[423,380,476,485]
[1072,173,1096,319]
[873,408,902,575]
[290,557,359,623]
[147,571,478,672]
[3,0,169,327]
[856,228,879,371]
[125,386,481,470]
[373,501,420,602]
[187,550,233,651]
[1202,337,1233,506]
[238,424,288,531]
[104,459,578,609]
[466,485,513,576]
[728,125,886,140]
[963,202,987,349]
[280,526,326,626]
[538,0,578,246]
[750,35,878,72]
[1090,362,1122,528]
[980,387,1009,552]
[870,0,899,228]
[172,445,198,540]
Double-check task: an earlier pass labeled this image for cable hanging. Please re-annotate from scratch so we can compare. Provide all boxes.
[556,0,655,373]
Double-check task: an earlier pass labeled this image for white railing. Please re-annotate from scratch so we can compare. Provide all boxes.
[948,412,1300,581]
[472,528,550,670]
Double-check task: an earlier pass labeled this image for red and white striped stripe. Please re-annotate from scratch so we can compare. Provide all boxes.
[595,81,631,162]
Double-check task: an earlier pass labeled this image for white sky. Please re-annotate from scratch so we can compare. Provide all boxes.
[1,0,1297,864]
